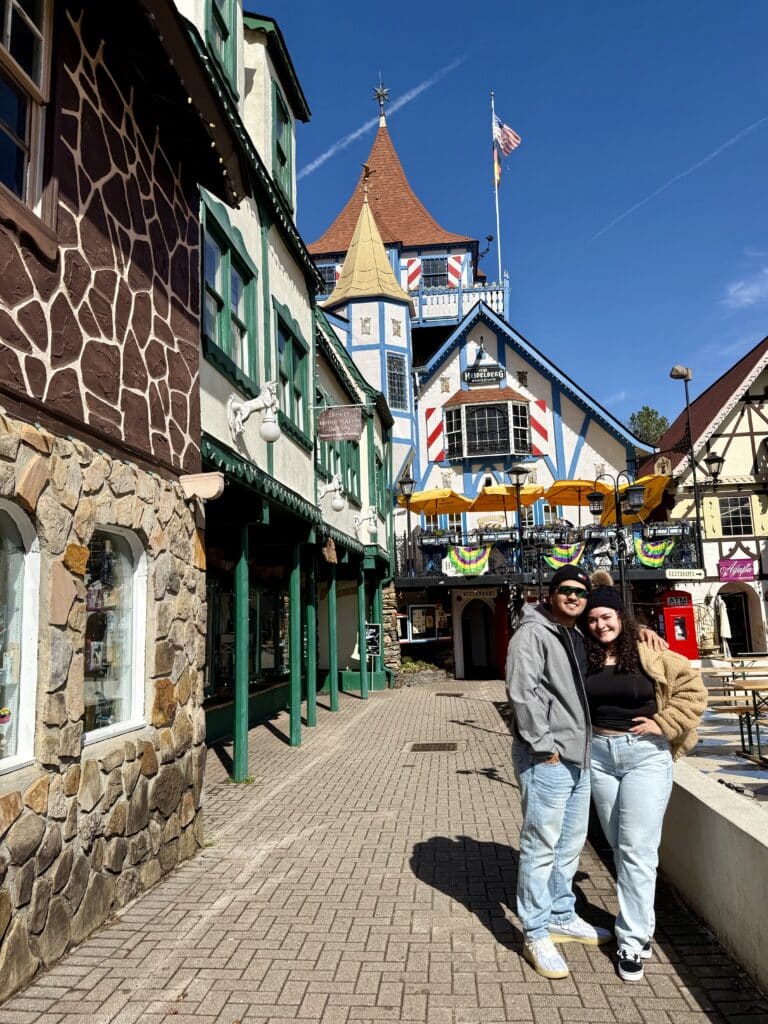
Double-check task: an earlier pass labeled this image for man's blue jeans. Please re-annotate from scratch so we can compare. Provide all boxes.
[513,742,591,941]
[590,732,673,952]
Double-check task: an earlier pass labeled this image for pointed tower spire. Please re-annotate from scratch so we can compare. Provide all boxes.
[322,180,414,313]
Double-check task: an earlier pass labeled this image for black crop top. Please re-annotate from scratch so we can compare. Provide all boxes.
[585,665,658,732]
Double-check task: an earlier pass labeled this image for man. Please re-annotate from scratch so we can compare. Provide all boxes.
[505,565,610,979]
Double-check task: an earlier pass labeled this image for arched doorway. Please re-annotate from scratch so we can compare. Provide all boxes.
[460,599,495,679]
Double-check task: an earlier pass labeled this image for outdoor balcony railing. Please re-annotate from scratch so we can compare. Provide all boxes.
[394,521,701,580]
[409,281,507,324]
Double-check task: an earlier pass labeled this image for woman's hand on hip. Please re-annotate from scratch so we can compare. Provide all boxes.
[629,716,663,736]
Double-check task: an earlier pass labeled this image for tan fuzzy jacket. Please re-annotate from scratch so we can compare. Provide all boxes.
[637,645,707,760]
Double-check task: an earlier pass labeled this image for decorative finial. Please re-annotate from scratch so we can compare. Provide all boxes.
[373,77,389,121]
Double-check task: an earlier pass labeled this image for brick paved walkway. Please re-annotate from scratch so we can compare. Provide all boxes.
[3,680,767,1023]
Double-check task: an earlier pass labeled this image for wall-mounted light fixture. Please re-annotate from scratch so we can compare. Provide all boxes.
[354,506,378,538]
[227,380,281,442]
[318,472,346,512]
[704,451,725,489]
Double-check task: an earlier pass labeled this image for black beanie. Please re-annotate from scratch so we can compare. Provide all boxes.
[548,565,592,593]
[585,585,624,613]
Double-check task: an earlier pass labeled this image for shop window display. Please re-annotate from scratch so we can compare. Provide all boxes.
[84,531,136,734]
[0,509,24,764]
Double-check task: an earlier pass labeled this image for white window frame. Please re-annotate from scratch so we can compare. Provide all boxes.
[0,0,53,213]
[83,527,147,746]
[0,499,39,775]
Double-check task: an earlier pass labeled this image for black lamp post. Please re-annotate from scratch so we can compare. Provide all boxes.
[398,467,415,577]
[586,473,646,610]
[704,451,725,489]
[508,463,529,573]
[670,365,705,569]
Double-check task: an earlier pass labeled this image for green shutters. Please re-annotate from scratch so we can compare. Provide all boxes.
[277,317,309,438]
[272,81,293,206]
[207,0,237,93]
[202,198,258,391]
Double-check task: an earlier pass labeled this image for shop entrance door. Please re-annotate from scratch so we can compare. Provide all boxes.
[461,599,495,679]
[720,590,751,654]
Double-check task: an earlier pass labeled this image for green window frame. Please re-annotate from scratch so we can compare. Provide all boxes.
[345,441,361,505]
[375,450,387,518]
[206,0,237,94]
[202,198,258,395]
[277,314,310,445]
[272,81,293,206]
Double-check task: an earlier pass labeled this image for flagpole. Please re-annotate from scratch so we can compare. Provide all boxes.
[490,92,503,284]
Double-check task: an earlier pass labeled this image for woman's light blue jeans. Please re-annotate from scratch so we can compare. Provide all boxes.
[513,743,591,941]
[590,732,673,952]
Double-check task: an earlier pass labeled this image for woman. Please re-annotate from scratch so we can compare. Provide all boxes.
[583,585,706,982]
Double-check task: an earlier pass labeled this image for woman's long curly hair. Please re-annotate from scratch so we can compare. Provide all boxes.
[585,609,642,675]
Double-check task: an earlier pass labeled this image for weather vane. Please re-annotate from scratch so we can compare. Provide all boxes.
[373,76,389,117]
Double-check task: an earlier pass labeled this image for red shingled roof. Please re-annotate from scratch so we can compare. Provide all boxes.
[641,335,768,474]
[308,120,473,255]
[445,386,527,407]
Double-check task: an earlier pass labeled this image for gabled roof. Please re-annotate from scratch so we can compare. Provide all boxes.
[322,194,414,313]
[309,116,473,256]
[644,335,768,473]
[421,302,649,451]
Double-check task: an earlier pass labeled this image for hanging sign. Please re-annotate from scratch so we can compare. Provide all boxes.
[462,364,505,387]
[318,406,364,441]
[719,559,754,582]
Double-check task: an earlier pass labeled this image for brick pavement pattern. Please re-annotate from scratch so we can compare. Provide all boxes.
[3,680,767,1024]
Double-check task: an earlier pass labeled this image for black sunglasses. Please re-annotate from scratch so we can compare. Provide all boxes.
[555,585,588,598]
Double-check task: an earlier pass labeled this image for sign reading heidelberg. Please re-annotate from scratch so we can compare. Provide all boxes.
[318,406,364,441]
[462,363,505,386]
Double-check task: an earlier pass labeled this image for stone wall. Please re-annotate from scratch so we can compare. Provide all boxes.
[0,411,207,999]
[382,582,401,671]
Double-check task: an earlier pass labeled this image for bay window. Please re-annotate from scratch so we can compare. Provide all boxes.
[443,399,531,459]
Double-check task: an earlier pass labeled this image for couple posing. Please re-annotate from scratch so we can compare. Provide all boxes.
[505,565,706,982]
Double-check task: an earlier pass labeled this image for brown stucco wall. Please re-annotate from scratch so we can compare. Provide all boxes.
[0,2,202,474]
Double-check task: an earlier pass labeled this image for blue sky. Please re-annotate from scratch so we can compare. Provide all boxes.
[264,1,768,426]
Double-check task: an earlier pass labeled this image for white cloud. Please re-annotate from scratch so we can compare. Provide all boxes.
[722,266,768,309]
[298,57,466,180]
[603,390,627,405]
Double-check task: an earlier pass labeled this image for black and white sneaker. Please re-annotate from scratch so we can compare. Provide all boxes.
[617,947,644,982]
[640,941,652,960]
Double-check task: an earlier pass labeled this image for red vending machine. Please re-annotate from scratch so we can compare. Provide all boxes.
[653,589,698,659]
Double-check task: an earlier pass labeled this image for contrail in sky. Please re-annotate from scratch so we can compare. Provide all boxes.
[591,114,768,241]
[297,56,466,180]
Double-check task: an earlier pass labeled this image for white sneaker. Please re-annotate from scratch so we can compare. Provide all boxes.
[617,946,644,982]
[640,940,652,960]
[549,915,612,946]
[523,937,569,979]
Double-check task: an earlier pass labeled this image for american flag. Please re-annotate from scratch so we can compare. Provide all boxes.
[493,113,521,156]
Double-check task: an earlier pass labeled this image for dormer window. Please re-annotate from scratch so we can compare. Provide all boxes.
[442,387,531,459]
[318,264,337,293]
[422,257,447,288]
[207,0,237,91]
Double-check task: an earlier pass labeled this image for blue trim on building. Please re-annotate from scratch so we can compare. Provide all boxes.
[568,413,592,477]
[550,386,566,477]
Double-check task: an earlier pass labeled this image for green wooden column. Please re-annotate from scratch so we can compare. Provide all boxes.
[328,565,339,712]
[358,564,369,700]
[306,551,317,727]
[233,523,249,781]
[372,582,384,677]
[289,542,302,746]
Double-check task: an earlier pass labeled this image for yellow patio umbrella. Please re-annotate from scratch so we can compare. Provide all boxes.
[599,474,671,526]
[544,479,612,507]
[396,488,473,516]
[469,483,544,513]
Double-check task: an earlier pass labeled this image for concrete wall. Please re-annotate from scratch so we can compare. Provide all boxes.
[659,760,768,993]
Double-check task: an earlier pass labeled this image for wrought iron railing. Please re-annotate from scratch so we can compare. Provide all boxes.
[394,522,701,580]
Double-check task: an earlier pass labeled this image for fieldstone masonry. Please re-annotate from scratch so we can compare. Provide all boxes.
[0,410,207,998]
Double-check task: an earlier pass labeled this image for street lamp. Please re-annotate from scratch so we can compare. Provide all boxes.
[586,472,645,609]
[508,463,529,573]
[704,451,725,488]
[670,365,705,568]
[398,466,416,577]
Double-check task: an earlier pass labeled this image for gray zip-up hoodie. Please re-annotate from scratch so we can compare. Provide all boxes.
[505,603,591,767]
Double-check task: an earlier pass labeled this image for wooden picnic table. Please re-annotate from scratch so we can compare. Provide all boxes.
[705,680,768,764]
